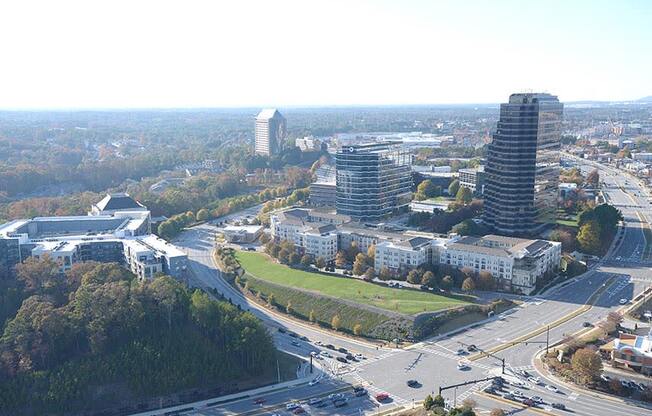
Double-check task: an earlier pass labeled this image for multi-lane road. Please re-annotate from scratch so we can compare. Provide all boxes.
[145,158,652,416]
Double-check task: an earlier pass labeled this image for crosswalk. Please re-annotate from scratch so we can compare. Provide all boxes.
[414,344,493,371]
[349,372,409,406]
[568,392,580,401]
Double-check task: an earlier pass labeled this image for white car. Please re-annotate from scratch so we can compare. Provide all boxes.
[308,397,322,405]
[528,376,541,385]
[457,362,470,370]
[286,402,299,410]
[619,298,628,305]
[546,384,559,393]
[308,378,320,386]
[354,353,365,360]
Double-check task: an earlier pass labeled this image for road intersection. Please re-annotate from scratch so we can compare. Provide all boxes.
[144,158,652,416]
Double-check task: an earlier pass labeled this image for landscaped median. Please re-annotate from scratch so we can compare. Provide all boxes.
[222,250,512,341]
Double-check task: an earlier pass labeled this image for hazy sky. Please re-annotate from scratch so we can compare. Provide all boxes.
[1,0,650,108]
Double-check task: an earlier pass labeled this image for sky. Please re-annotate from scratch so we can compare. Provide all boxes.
[0,0,650,109]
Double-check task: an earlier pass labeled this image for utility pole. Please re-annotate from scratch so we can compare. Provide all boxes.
[546,325,550,355]
[310,355,313,373]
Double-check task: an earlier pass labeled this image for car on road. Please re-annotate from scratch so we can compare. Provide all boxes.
[354,388,367,397]
[531,396,544,404]
[253,397,266,404]
[320,351,331,358]
[375,392,390,402]
[600,374,611,382]
[582,321,594,328]
[457,361,470,370]
[308,398,322,405]
[338,347,348,353]
[290,341,300,347]
[308,378,320,386]
[522,398,535,407]
[314,341,323,346]
[456,349,467,355]
[406,379,419,388]
[467,344,478,352]
[286,402,299,410]
[288,332,298,338]
[484,386,496,394]
[336,356,348,363]
[333,399,347,407]
[637,382,648,391]
[277,328,286,333]
[345,354,356,361]
[511,390,524,398]
[354,353,365,360]
[528,376,541,385]
[502,393,516,401]
[619,298,629,304]
[300,336,309,341]
[325,344,335,350]
[552,402,566,410]
[328,393,344,401]
[545,385,559,393]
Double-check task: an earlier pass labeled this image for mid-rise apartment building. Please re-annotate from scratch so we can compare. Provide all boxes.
[458,166,485,196]
[255,109,287,156]
[439,234,561,294]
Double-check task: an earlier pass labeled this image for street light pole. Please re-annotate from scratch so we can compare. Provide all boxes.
[546,325,550,355]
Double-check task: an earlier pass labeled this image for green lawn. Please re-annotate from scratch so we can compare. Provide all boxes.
[236,251,469,315]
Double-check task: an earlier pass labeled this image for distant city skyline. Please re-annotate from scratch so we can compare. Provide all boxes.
[0,0,650,109]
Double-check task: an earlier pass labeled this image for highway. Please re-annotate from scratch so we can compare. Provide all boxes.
[149,158,652,416]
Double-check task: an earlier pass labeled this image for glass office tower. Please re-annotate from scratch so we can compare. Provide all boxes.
[483,93,563,236]
[336,142,412,222]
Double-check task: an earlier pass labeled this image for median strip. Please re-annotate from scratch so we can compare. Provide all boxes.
[476,392,556,416]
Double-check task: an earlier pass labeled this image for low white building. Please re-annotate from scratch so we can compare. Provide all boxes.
[375,237,432,273]
[439,235,561,294]
[221,225,263,243]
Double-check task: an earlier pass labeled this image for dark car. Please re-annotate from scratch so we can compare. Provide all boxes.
[406,379,419,387]
[420,285,430,291]
[333,399,347,408]
[336,356,348,363]
[552,403,566,410]
[354,388,367,397]
[325,344,335,350]
[246,247,256,251]
[467,344,477,352]
[338,347,348,353]
[288,332,298,338]
[582,321,594,328]
[300,336,309,341]
[522,398,535,407]
[277,328,286,333]
[483,387,496,394]
[345,354,356,361]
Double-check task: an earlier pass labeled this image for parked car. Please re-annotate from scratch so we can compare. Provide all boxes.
[246,247,256,251]
[336,356,348,363]
[503,393,516,401]
[333,399,347,408]
[522,398,535,407]
[600,374,611,382]
[619,298,629,305]
[345,354,356,361]
[288,332,298,338]
[338,347,348,353]
[277,328,286,333]
[531,396,544,404]
[293,407,305,414]
[354,388,367,397]
[325,344,335,350]
[320,351,331,357]
[456,349,467,356]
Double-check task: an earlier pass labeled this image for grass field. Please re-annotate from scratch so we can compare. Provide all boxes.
[236,251,469,315]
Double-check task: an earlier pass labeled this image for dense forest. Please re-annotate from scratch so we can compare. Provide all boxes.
[0,258,281,416]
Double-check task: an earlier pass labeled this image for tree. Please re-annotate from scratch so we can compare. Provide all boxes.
[309,309,316,322]
[352,253,369,276]
[300,254,313,268]
[441,275,453,290]
[477,271,496,290]
[586,169,599,188]
[416,179,439,200]
[335,250,347,268]
[288,251,301,265]
[462,277,476,292]
[347,242,360,262]
[379,267,392,281]
[456,186,473,204]
[367,244,376,260]
[577,220,602,254]
[363,267,375,281]
[571,348,603,385]
[490,409,505,416]
[15,255,63,298]
[421,271,436,288]
[195,208,210,222]
[461,398,477,411]
[423,394,435,410]
[407,269,421,284]
[433,394,445,407]
[331,315,341,331]
[286,301,293,314]
[448,179,460,196]
[550,229,576,252]
[267,293,275,307]
[315,256,326,269]
[353,323,362,336]
[452,219,478,236]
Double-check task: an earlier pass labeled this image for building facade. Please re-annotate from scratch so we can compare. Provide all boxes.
[439,234,561,295]
[609,332,652,375]
[458,166,485,196]
[483,93,563,236]
[0,194,187,279]
[255,109,287,156]
[336,142,412,222]
[374,237,436,274]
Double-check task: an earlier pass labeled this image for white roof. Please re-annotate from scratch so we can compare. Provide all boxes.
[256,108,282,120]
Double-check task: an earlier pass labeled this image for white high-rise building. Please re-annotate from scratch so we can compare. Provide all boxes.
[255,109,287,156]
